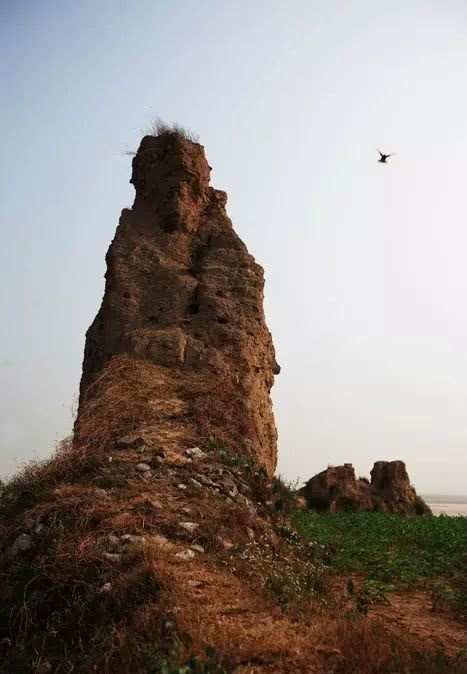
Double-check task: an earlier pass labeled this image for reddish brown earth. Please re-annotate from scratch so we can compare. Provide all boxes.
[371,589,467,658]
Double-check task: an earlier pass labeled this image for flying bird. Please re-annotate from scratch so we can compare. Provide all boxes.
[378,149,394,163]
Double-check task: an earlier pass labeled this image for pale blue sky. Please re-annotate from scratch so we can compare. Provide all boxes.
[1,1,467,493]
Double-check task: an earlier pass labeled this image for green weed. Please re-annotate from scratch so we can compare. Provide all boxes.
[294,511,467,585]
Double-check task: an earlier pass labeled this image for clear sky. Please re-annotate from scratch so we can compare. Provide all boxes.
[1,1,467,494]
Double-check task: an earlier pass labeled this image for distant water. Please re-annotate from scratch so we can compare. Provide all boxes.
[423,494,467,516]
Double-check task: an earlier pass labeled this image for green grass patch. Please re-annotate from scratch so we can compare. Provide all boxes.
[294,511,467,584]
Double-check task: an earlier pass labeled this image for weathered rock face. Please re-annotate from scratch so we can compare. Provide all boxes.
[299,464,361,513]
[300,460,431,514]
[369,460,429,514]
[77,132,279,474]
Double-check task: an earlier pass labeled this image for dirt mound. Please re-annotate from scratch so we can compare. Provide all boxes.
[78,132,279,475]
[300,460,431,514]
[0,412,460,673]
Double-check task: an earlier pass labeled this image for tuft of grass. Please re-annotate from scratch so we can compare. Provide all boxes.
[294,511,467,585]
[145,118,199,143]
[202,437,261,475]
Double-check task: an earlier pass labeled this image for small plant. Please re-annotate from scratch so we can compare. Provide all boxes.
[355,579,395,614]
[432,583,457,613]
[432,579,467,621]
[202,437,257,473]
[145,118,199,143]
[235,531,327,611]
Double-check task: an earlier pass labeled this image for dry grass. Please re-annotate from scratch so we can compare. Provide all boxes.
[1,357,465,673]
[76,356,169,448]
[145,117,199,143]
[189,376,260,469]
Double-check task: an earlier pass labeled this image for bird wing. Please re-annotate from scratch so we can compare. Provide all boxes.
[378,149,384,158]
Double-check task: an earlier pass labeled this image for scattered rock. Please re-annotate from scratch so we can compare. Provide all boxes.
[185,447,207,460]
[246,527,255,541]
[198,474,217,487]
[190,544,205,553]
[9,533,32,556]
[179,522,199,533]
[175,549,195,561]
[221,475,238,497]
[188,580,203,588]
[98,582,112,594]
[135,462,151,473]
[107,534,120,546]
[177,483,187,491]
[144,498,163,510]
[238,481,251,494]
[217,536,234,550]
[181,506,191,515]
[103,552,122,563]
[94,488,108,499]
[115,434,145,449]
[188,478,203,489]
[34,523,45,535]
[236,493,254,510]
[121,534,146,545]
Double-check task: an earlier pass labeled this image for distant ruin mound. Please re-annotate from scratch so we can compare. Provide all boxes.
[300,460,431,514]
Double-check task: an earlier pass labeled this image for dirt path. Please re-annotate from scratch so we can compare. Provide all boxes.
[370,589,467,657]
